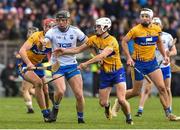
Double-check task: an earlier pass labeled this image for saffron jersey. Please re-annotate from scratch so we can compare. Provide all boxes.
[26,31,51,65]
[126,24,161,61]
[87,35,123,73]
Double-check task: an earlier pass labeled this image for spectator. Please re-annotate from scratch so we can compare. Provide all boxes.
[0,61,19,97]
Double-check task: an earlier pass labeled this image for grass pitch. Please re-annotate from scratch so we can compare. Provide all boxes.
[0,96,180,129]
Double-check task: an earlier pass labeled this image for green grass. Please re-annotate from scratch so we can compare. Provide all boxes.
[0,97,180,129]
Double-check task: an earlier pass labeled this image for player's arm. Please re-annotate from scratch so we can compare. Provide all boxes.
[167,38,177,57]
[156,36,169,64]
[19,41,34,67]
[53,42,89,56]
[168,45,177,56]
[78,47,113,70]
[121,35,134,66]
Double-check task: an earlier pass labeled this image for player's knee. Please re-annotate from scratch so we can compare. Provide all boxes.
[158,86,167,94]
[118,98,126,105]
[75,93,84,102]
[132,89,141,96]
[144,88,151,94]
[56,87,65,97]
[99,100,107,107]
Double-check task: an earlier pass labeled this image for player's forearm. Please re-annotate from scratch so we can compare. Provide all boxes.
[157,42,167,58]
[169,51,177,56]
[121,38,131,59]
[169,47,177,56]
[19,49,32,65]
[65,48,82,54]
[85,54,105,66]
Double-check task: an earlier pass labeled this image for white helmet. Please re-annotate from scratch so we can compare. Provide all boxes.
[140,8,153,18]
[95,17,111,32]
[152,17,162,26]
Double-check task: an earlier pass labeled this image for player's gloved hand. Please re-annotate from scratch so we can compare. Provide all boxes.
[78,63,88,70]
[127,57,135,66]
[163,56,170,65]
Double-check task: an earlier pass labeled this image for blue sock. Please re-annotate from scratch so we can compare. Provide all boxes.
[47,109,50,113]
[165,107,172,116]
[138,107,143,113]
[42,109,49,118]
[77,112,84,120]
[126,113,132,120]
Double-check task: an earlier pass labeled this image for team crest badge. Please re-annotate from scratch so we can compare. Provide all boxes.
[70,35,74,40]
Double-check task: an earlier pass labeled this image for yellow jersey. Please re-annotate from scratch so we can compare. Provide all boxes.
[126,24,161,61]
[26,31,51,65]
[87,35,123,73]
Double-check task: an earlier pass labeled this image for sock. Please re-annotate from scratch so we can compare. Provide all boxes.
[126,113,132,121]
[77,112,84,120]
[105,102,110,108]
[54,102,60,109]
[42,109,50,118]
[138,106,144,113]
[25,101,33,109]
[170,106,172,112]
[165,107,172,117]
[47,109,50,113]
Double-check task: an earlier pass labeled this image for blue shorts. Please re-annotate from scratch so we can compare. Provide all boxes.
[161,66,171,80]
[16,59,44,79]
[99,67,126,89]
[52,64,80,80]
[134,58,159,81]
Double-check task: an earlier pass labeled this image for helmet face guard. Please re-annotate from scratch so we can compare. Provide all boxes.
[43,18,56,27]
[95,17,112,32]
[152,17,162,26]
[140,8,153,18]
[55,10,70,31]
[43,18,56,32]
[27,27,39,37]
[56,10,70,19]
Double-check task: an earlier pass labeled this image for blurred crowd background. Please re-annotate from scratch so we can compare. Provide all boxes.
[0,0,180,97]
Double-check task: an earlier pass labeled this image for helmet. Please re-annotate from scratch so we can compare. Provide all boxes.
[140,8,153,18]
[152,17,162,26]
[43,18,56,27]
[95,17,111,32]
[56,10,70,19]
[27,26,39,37]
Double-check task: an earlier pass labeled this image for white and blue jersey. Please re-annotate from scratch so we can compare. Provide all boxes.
[45,25,87,79]
[156,32,173,79]
[45,25,87,66]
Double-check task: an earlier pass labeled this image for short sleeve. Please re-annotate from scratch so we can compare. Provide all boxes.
[168,34,174,47]
[86,36,96,47]
[75,27,87,43]
[126,28,135,39]
[45,28,53,42]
